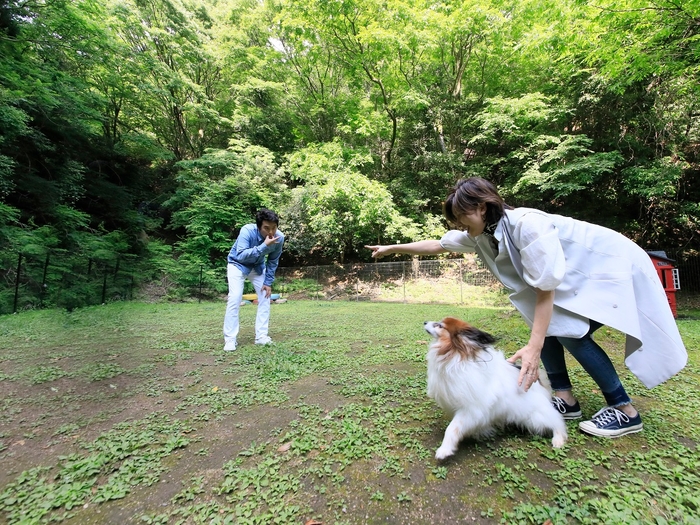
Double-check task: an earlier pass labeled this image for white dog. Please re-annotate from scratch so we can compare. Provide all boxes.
[424,317,567,459]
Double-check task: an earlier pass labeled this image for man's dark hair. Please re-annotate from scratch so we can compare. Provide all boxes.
[256,208,279,227]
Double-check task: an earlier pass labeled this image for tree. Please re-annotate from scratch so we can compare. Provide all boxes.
[282,142,435,263]
[547,0,700,242]
[105,0,233,160]
[166,139,286,263]
[0,0,138,242]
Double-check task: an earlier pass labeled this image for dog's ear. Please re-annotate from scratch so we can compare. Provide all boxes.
[461,326,496,346]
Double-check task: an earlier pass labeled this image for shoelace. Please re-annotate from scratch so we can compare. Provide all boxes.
[552,397,569,414]
[590,407,629,427]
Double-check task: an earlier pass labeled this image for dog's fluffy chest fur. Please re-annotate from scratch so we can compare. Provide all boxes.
[426,345,516,416]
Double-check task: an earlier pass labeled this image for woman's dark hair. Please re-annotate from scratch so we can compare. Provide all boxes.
[255,208,279,227]
[443,177,510,226]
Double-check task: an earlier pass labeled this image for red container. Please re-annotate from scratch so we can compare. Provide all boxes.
[647,251,680,318]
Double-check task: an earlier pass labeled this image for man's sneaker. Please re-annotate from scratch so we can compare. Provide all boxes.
[579,407,643,438]
[223,341,237,352]
[255,336,273,346]
[552,397,582,420]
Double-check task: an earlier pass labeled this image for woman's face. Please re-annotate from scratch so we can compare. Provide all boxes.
[455,203,486,237]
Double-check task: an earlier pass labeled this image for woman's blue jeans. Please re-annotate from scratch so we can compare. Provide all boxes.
[540,320,631,407]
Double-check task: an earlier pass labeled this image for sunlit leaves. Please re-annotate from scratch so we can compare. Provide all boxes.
[105,0,231,159]
[513,135,624,199]
[281,142,424,261]
[166,139,285,262]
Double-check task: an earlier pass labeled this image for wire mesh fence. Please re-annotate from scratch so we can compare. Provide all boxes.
[668,250,700,294]
[0,251,138,315]
[273,256,502,304]
[3,248,700,314]
[243,250,700,308]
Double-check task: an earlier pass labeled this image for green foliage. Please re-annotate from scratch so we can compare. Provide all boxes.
[469,94,566,151]
[512,135,624,200]
[105,0,233,159]
[1,0,699,274]
[282,142,430,262]
[23,365,71,385]
[272,278,322,294]
[0,226,137,314]
[165,139,285,265]
[0,414,191,524]
[622,157,684,200]
[231,78,297,154]
[139,239,226,299]
[285,141,374,184]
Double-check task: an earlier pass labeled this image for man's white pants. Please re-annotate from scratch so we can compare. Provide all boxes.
[223,264,271,345]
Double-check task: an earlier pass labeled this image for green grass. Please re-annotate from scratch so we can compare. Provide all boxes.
[0,299,698,524]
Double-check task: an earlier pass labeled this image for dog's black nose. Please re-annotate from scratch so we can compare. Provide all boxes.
[423,321,428,325]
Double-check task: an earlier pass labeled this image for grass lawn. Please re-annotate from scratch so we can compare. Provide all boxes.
[0,298,699,524]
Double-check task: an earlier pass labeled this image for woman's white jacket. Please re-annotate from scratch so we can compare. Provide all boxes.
[440,207,687,388]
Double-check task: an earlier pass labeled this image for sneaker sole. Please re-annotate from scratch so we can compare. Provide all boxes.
[578,422,643,438]
[562,411,582,420]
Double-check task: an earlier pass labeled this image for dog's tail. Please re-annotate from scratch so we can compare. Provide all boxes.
[537,368,552,393]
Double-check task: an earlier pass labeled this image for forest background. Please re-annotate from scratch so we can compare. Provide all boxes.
[1,0,699,310]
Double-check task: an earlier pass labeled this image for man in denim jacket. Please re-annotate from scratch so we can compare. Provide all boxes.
[223,209,284,351]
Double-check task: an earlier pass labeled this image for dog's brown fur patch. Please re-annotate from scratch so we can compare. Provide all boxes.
[434,317,495,361]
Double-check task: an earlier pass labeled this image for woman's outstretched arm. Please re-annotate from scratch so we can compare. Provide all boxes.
[365,240,448,259]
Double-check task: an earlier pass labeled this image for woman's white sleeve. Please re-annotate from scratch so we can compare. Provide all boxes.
[512,214,566,290]
[440,230,476,253]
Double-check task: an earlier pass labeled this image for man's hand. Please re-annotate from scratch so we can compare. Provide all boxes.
[261,284,272,298]
[264,234,282,247]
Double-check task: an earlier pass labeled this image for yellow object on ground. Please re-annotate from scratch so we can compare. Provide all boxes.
[241,293,283,301]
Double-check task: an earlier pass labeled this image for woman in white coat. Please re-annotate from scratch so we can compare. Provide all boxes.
[366,177,687,438]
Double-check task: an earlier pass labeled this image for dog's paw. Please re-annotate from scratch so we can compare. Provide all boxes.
[551,432,567,449]
[435,446,454,460]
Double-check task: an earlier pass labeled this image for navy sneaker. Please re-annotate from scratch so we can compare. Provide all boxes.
[579,407,643,438]
[552,397,582,420]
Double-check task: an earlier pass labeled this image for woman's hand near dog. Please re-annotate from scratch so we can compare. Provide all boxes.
[508,342,543,391]
[507,289,555,391]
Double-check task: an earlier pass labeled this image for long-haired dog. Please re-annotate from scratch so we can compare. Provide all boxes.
[424,317,567,459]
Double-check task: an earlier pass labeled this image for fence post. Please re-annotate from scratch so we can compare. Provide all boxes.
[199,265,203,303]
[402,261,406,303]
[13,252,22,314]
[101,265,108,304]
[40,253,50,308]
